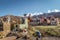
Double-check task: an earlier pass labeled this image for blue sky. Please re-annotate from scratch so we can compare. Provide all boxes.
[0,0,60,16]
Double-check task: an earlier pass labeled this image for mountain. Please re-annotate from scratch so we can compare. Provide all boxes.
[33,12,60,18]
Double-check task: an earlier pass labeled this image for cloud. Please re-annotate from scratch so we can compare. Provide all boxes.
[26,9,60,17]
[54,9,60,12]
[48,9,60,13]
[48,10,51,13]
[26,12,43,16]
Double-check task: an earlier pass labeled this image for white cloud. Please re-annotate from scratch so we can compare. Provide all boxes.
[54,9,60,12]
[48,9,60,13]
[25,9,60,17]
[26,12,43,16]
[39,12,43,14]
[48,10,51,13]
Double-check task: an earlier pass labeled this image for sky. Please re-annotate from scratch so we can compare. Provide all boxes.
[0,0,60,16]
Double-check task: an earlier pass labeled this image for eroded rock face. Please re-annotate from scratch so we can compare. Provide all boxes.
[0,15,20,24]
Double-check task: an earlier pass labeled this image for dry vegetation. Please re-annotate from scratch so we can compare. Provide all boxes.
[30,26,60,37]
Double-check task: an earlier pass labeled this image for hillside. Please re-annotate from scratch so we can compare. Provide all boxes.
[0,12,60,24]
[0,15,20,24]
[33,12,60,18]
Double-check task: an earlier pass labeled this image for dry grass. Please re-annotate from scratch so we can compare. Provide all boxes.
[29,26,60,37]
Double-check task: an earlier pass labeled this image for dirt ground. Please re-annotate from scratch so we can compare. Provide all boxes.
[0,36,60,40]
[0,36,16,40]
[16,37,60,40]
